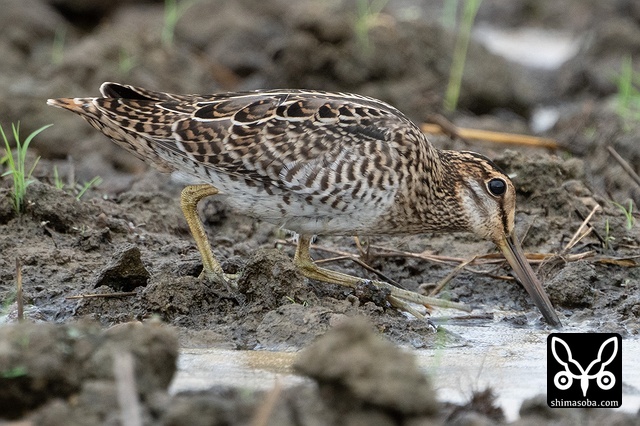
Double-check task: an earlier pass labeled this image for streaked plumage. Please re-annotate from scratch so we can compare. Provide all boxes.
[48,83,561,326]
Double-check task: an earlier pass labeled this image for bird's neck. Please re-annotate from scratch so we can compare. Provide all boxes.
[388,148,471,234]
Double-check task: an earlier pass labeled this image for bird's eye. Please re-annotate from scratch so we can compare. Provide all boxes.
[487,178,506,196]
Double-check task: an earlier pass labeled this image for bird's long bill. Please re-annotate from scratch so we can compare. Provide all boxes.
[496,233,562,327]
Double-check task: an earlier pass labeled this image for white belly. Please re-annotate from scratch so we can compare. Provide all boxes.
[170,165,393,236]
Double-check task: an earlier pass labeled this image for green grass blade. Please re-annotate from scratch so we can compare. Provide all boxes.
[23,124,53,148]
[76,176,103,200]
[444,0,482,112]
[0,123,52,214]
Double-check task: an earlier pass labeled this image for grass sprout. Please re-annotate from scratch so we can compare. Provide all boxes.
[612,200,636,230]
[444,0,482,112]
[51,26,66,65]
[162,0,196,47]
[52,164,102,200]
[615,56,640,123]
[1,123,52,214]
[119,47,136,75]
[53,165,65,190]
[76,176,103,200]
[1,366,28,378]
[604,218,615,250]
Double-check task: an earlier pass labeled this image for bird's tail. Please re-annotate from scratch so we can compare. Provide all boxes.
[47,97,99,114]
[46,95,174,172]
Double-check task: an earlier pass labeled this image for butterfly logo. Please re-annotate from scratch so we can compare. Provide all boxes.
[551,336,618,397]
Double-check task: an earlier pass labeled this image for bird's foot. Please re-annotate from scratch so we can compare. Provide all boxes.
[293,234,471,320]
[198,269,238,293]
[355,279,431,320]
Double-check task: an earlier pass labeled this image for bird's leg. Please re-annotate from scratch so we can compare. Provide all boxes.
[293,235,470,316]
[180,184,234,289]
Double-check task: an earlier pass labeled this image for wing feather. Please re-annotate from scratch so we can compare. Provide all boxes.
[50,83,427,217]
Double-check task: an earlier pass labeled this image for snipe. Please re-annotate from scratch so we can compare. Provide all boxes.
[48,83,561,326]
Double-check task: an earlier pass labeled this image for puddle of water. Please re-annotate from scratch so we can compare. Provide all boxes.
[530,106,562,133]
[472,25,581,70]
[170,324,640,422]
[169,349,306,393]
[421,324,640,421]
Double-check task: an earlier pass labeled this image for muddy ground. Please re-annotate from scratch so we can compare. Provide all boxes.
[1,0,639,424]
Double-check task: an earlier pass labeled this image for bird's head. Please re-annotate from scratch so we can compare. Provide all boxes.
[445,151,561,327]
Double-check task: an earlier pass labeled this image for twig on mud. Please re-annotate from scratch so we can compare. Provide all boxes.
[114,351,142,426]
[251,379,283,426]
[574,208,606,246]
[16,258,23,322]
[371,245,535,269]
[388,295,428,320]
[553,251,595,262]
[593,254,640,267]
[426,256,477,297]
[430,312,495,325]
[371,245,519,280]
[314,255,351,264]
[367,245,464,265]
[561,204,601,255]
[363,245,602,278]
[66,292,137,300]
[607,145,640,189]
[421,117,560,150]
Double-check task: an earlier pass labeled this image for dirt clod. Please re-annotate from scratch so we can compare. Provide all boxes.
[237,248,312,311]
[545,261,596,308]
[0,321,178,420]
[94,244,150,291]
[294,317,438,416]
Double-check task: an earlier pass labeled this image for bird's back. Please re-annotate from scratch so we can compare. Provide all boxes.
[48,83,434,234]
